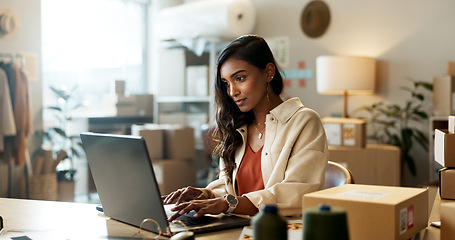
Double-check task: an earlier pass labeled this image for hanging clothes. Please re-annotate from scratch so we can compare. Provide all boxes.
[0,61,16,107]
[0,68,16,152]
[0,61,32,166]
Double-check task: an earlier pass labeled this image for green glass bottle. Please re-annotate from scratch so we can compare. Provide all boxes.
[252,204,287,240]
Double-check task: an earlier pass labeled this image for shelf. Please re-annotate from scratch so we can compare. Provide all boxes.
[156,95,213,103]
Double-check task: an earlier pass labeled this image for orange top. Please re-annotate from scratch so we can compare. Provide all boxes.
[235,144,264,196]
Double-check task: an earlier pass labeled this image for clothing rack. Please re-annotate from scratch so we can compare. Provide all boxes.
[0,52,26,68]
[0,52,29,198]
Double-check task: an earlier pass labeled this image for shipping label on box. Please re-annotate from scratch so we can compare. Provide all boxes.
[439,168,455,200]
[302,184,428,240]
[434,129,455,168]
[322,117,366,148]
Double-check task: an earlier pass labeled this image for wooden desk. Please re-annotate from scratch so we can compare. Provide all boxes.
[0,188,442,240]
[0,198,242,239]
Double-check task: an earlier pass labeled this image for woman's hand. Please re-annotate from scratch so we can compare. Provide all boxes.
[167,197,228,222]
[161,186,214,205]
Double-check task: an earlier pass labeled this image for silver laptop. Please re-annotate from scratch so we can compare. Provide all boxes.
[80,132,250,236]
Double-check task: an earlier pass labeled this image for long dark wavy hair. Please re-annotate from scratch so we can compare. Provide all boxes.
[212,35,284,182]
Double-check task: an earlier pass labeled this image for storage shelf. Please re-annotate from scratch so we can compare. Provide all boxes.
[156,95,213,103]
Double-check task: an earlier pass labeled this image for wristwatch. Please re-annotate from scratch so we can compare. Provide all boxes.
[224,194,238,214]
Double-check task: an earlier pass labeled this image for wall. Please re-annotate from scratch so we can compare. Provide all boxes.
[249,0,455,186]
[0,0,42,197]
[151,0,455,187]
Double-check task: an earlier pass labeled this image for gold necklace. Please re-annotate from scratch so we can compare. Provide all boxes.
[254,120,265,126]
[252,123,265,139]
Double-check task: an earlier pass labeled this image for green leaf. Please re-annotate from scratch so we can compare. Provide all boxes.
[47,106,63,112]
[52,127,67,138]
[420,82,433,91]
[412,110,428,119]
[71,102,84,111]
[71,147,81,158]
[50,86,70,100]
[404,154,417,176]
[400,86,413,93]
[401,129,413,153]
[413,129,429,151]
[412,93,424,101]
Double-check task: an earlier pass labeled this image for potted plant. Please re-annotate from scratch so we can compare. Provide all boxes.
[354,78,433,177]
[42,85,84,200]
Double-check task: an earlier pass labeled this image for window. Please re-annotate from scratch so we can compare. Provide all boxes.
[41,0,148,117]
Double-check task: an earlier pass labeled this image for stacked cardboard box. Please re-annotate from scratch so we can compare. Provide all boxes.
[435,115,455,239]
[116,94,154,116]
[302,184,428,240]
[131,124,196,195]
[322,117,366,148]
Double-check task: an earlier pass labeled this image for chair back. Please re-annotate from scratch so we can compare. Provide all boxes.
[324,161,354,189]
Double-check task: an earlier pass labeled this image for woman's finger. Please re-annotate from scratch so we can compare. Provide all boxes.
[164,189,183,204]
[176,187,201,204]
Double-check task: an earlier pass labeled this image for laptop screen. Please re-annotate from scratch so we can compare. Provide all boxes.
[80,132,170,235]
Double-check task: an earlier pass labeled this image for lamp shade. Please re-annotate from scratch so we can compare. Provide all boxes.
[316,56,376,95]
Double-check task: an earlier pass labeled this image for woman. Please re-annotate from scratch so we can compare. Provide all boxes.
[164,35,328,221]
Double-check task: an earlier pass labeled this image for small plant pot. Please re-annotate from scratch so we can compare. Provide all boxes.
[57,169,77,182]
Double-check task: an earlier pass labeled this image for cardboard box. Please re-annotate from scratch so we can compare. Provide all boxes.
[328,144,401,186]
[441,200,455,240]
[322,117,366,148]
[434,129,455,167]
[448,61,455,76]
[143,124,196,160]
[302,184,428,240]
[134,94,154,116]
[158,112,187,125]
[116,95,137,116]
[131,124,164,159]
[433,75,455,116]
[439,168,455,200]
[152,159,195,195]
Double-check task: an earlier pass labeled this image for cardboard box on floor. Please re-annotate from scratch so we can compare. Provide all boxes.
[302,184,428,240]
[152,159,195,195]
[133,124,196,160]
[441,200,455,240]
[434,129,455,167]
[131,124,164,159]
[439,168,455,200]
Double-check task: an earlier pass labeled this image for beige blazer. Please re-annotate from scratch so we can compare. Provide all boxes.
[207,97,328,216]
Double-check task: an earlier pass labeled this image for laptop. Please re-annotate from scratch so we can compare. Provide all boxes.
[80,132,250,236]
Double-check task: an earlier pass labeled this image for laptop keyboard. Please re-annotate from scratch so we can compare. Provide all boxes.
[166,209,214,226]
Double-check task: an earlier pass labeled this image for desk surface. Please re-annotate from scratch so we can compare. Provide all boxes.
[0,197,242,239]
[0,187,442,240]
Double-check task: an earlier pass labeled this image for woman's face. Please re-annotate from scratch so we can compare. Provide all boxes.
[220,58,268,112]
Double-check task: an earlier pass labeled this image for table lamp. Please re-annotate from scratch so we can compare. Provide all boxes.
[316,55,376,118]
